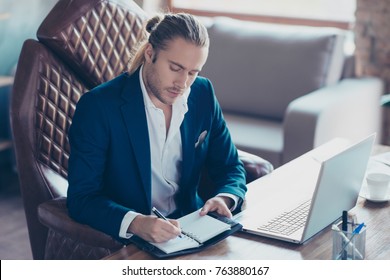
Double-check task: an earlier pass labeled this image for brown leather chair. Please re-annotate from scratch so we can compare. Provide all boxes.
[10,0,273,260]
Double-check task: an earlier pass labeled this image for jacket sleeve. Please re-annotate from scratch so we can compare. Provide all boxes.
[67,92,130,240]
[202,78,247,203]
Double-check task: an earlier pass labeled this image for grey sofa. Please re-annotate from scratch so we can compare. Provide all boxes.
[201,17,384,167]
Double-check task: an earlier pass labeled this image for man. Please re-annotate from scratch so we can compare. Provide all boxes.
[67,13,246,244]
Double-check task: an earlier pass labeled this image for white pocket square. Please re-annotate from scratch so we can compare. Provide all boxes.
[195,130,208,148]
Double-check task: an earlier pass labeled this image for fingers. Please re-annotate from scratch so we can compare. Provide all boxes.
[200,197,232,218]
[152,219,182,242]
[168,219,180,229]
[128,215,181,243]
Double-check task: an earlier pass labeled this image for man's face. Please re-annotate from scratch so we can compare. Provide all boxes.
[142,37,209,108]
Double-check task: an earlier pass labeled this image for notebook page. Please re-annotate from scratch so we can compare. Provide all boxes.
[150,234,200,254]
[179,210,231,243]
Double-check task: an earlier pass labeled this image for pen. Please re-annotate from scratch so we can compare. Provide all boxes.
[336,223,365,260]
[332,224,363,259]
[341,210,348,260]
[152,207,182,238]
[152,207,168,221]
[342,210,348,231]
[348,212,358,231]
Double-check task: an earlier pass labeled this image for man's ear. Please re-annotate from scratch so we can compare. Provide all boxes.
[144,43,154,63]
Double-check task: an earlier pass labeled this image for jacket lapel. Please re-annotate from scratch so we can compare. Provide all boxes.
[120,71,151,208]
[180,97,196,188]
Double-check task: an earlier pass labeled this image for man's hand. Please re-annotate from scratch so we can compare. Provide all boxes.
[128,214,181,243]
[199,196,233,218]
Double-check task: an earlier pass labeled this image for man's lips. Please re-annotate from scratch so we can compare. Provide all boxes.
[167,89,183,96]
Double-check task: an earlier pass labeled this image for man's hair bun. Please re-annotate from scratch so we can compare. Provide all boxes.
[145,15,163,34]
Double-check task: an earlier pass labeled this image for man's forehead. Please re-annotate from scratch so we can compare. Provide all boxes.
[160,38,209,69]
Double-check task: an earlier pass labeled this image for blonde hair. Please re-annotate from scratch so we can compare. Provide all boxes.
[127,13,209,74]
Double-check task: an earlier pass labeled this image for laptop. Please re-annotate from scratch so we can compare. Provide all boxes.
[236,133,376,244]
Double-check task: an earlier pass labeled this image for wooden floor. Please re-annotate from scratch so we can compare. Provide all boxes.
[0,164,33,260]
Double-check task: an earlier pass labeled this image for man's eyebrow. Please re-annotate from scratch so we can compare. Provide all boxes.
[169,60,201,72]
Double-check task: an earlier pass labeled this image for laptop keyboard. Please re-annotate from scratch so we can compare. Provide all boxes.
[257,199,311,236]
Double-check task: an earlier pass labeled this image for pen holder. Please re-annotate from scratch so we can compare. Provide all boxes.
[332,221,366,260]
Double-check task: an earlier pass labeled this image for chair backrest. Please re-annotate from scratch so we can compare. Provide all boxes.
[10,0,147,259]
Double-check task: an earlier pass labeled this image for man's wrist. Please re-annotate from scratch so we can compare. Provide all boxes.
[219,196,234,209]
[120,211,140,239]
[217,193,239,211]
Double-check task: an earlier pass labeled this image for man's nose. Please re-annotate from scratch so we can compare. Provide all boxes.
[175,72,189,89]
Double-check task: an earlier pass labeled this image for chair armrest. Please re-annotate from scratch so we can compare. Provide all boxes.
[199,149,273,200]
[237,149,273,183]
[38,197,123,249]
[283,77,384,163]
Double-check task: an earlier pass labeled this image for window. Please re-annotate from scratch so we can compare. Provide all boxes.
[170,0,356,29]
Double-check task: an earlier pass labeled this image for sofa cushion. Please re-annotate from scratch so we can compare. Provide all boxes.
[223,113,283,167]
[202,17,346,121]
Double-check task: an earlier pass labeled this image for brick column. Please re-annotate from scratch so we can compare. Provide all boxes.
[355,0,390,89]
[355,0,390,144]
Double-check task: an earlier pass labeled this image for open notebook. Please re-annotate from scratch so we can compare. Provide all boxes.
[129,210,242,258]
[150,210,231,254]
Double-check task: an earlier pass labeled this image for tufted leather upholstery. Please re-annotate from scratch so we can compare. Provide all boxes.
[10,0,273,260]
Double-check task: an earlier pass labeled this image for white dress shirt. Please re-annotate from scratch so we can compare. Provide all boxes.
[119,66,188,238]
[142,69,189,216]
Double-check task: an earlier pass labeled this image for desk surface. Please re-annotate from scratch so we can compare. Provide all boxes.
[105,146,390,260]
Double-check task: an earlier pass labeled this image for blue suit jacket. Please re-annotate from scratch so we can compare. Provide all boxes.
[67,69,246,241]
